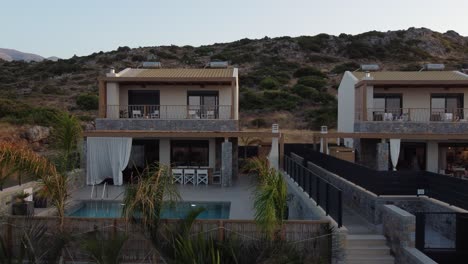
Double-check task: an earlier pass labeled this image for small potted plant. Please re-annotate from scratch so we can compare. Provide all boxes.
[11,192,34,216]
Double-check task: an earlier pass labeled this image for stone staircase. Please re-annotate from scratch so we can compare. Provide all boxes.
[346,234,395,264]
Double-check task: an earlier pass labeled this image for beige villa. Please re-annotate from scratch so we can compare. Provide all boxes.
[84,66,281,186]
[336,66,468,174]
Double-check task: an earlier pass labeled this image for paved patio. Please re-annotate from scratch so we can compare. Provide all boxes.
[70,174,256,219]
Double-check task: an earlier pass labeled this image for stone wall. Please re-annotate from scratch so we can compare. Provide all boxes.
[382,205,437,264]
[355,121,468,134]
[96,119,238,131]
[0,181,38,215]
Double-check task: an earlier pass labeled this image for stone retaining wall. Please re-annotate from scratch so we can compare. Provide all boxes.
[382,205,437,264]
[0,181,38,215]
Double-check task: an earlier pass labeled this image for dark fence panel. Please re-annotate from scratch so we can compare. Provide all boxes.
[284,144,425,195]
[284,155,342,227]
[415,212,468,264]
[284,144,468,210]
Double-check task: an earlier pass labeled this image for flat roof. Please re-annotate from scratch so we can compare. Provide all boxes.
[351,71,468,81]
[119,68,235,78]
[99,68,238,83]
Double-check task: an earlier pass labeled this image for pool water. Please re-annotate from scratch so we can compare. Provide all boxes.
[68,201,230,219]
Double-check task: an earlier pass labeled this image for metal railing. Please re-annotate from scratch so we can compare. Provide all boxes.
[356,108,468,122]
[105,105,232,120]
[415,212,468,263]
[284,155,343,227]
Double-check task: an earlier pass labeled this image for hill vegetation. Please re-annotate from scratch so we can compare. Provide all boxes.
[0,27,467,132]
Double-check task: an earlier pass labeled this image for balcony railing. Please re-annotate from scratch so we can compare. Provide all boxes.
[356,108,468,122]
[105,105,232,120]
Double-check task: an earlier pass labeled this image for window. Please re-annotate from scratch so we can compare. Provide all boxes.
[171,140,209,166]
[373,94,402,120]
[431,94,463,112]
[187,91,219,119]
[431,94,463,121]
[373,94,402,110]
[128,90,160,105]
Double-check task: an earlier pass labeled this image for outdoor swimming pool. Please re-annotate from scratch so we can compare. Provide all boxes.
[67,200,231,219]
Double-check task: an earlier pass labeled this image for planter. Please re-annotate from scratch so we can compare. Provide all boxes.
[12,201,34,216]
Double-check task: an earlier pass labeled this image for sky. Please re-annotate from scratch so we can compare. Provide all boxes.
[1,0,467,58]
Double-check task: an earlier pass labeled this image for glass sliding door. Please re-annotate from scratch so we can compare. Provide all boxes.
[431,94,463,121]
[187,91,219,119]
[373,94,402,121]
[128,90,160,118]
[171,140,209,166]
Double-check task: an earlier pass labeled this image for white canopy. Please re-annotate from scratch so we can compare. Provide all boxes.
[86,137,132,185]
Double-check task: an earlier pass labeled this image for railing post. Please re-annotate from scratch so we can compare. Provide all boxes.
[325,183,330,215]
[338,191,342,227]
[316,178,320,206]
[415,213,425,250]
[218,220,225,241]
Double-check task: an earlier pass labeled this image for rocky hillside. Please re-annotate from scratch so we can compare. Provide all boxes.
[0,27,467,133]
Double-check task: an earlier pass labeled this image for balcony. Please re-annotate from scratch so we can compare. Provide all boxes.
[96,105,238,132]
[354,108,468,134]
[105,105,232,120]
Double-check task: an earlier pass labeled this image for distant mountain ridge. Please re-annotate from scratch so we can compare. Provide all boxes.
[0,48,60,62]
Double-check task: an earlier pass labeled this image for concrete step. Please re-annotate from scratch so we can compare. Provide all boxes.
[347,258,394,264]
[347,246,390,256]
[347,234,387,247]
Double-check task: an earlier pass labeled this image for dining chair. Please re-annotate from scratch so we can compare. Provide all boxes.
[171,169,184,184]
[150,110,160,119]
[196,169,208,185]
[184,169,196,185]
[132,110,142,118]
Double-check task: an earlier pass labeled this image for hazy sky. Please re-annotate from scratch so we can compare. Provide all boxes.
[2,0,467,58]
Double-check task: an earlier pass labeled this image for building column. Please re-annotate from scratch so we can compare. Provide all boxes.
[221,139,232,187]
[376,141,390,171]
[426,142,438,173]
[159,139,170,165]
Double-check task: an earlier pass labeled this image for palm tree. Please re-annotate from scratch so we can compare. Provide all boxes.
[122,163,180,229]
[50,112,82,171]
[80,230,128,264]
[0,112,82,229]
[245,157,287,239]
[0,142,69,228]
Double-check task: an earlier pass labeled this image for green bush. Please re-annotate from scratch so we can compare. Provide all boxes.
[250,118,268,128]
[297,76,327,91]
[304,105,337,129]
[297,34,329,52]
[293,67,326,78]
[240,91,265,110]
[42,85,64,95]
[157,51,177,60]
[331,62,360,74]
[260,77,280,90]
[0,99,61,126]
[263,90,301,111]
[291,84,320,100]
[76,94,99,110]
[131,55,145,62]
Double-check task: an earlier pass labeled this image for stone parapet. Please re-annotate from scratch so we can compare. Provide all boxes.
[96,118,238,132]
[355,121,468,134]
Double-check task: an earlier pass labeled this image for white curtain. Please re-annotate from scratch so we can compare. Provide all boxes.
[268,137,279,170]
[86,137,132,185]
[390,139,401,171]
